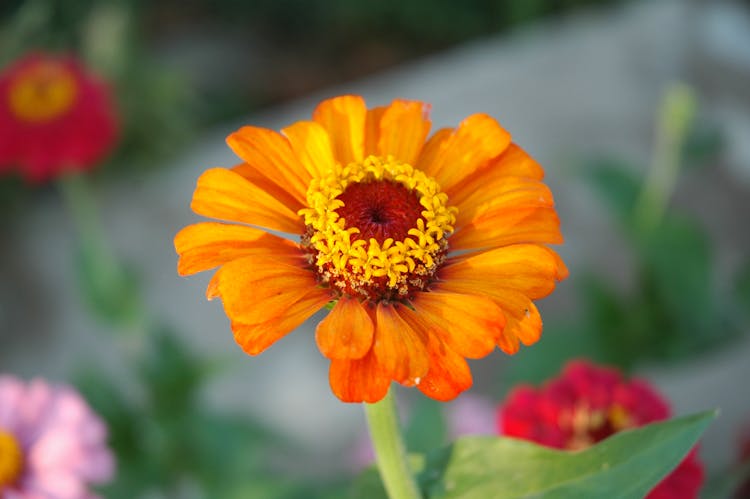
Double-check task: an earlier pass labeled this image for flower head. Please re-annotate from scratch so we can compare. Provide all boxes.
[0,53,118,182]
[0,375,114,498]
[499,360,704,499]
[175,95,567,403]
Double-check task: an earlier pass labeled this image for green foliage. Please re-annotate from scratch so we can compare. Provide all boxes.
[581,158,641,227]
[573,154,743,370]
[74,238,141,326]
[354,411,716,498]
[404,397,448,456]
[736,261,750,319]
[503,322,603,388]
[75,326,310,498]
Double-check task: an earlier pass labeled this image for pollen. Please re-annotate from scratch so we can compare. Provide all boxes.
[0,429,23,487]
[8,60,78,123]
[299,155,458,302]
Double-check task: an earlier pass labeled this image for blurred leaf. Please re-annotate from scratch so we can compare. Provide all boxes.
[503,320,604,388]
[188,411,289,488]
[420,411,715,498]
[579,275,655,371]
[681,119,725,171]
[74,368,163,498]
[74,238,140,326]
[636,216,734,357]
[351,455,426,499]
[580,158,641,227]
[405,397,448,455]
[0,0,53,64]
[139,326,204,417]
[735,260,750,319]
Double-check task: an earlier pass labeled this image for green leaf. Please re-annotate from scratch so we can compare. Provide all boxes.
[636,216,738,357]
[681,119,725,171]
[351,455,426,499]
[139,326,205,417]
[580,158,641,228]
[420,411,715,498]
[74,237,141,327]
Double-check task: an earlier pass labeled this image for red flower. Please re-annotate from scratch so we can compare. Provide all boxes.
[499,360,704,499]
[0,53,118,182]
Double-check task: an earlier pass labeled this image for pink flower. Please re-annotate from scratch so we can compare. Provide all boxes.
[498,360,704,499]
[0,376,114,498]
[0,53,118,182]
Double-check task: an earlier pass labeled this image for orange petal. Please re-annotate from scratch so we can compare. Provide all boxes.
[450,205,563,250]
[191,168,304,234]
[190,168,305,234]
[492,294,543,353]
[364,105,387,156]
[313,95,366,166]
[417,336,472,402]
[372,303,429,385]
[213,255,327,325]
[231,291,330,355]
[315,297,374,359]
[329,350,391,403]
[440,244,566,300]
[415,128,451,174]
[408,290,504,359]
[231,162,303,211]
[175,222,301,276]
[282,121,336,179]
[435,281,545,354]
[377,99,431,165]
[417,114,511,192]
[448,143,544,202]
[226,126,310,204]
[453,176,554,229]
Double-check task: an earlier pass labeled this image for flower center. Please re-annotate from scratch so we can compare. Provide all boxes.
[562,404,634,450]
[336,180,423,243]
[7,60,78,123]
[299,155,457,302]
[0,429,23,488]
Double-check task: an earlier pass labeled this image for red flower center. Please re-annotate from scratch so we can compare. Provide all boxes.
[335,180,424,244]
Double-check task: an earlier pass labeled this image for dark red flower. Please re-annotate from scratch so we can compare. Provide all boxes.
[0,52,118,182]
[499,360,704,499]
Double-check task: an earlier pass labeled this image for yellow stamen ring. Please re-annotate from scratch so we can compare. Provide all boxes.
[299,155,457,301]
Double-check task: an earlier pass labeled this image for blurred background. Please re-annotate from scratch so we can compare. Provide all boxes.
[1,0,749,497]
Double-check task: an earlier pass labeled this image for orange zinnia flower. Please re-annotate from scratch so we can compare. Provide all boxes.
[175,96,567,403]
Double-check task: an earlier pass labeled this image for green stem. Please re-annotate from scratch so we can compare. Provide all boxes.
[364,390,422,499]
[633,83,696,233]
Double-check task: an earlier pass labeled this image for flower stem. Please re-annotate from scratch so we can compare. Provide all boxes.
[364,390,422,499]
